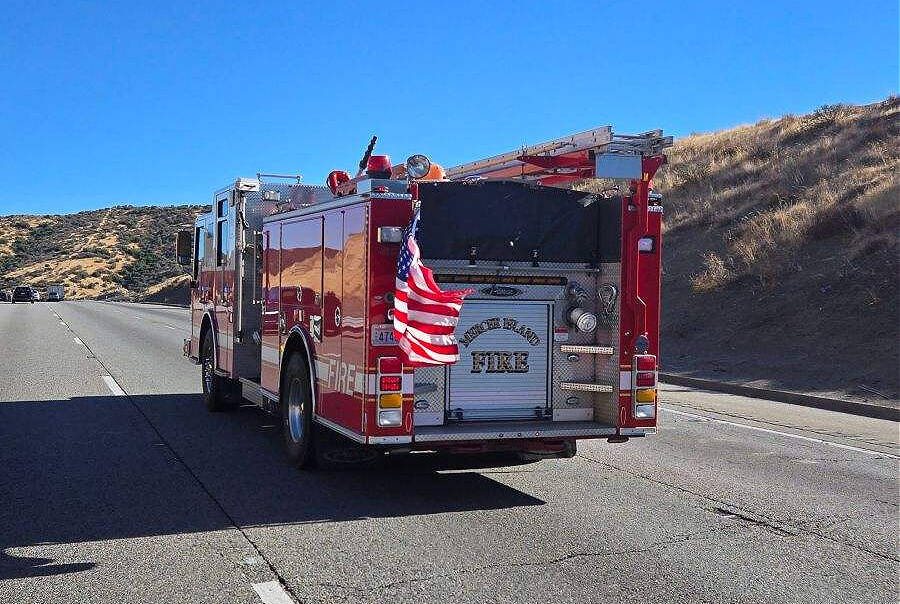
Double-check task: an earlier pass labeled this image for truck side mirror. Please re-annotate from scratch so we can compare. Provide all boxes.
[175,230,193,266]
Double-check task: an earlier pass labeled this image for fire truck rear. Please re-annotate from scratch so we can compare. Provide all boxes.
[176,127,672,467]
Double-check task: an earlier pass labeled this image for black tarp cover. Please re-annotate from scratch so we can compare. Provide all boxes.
[416,181,620,264]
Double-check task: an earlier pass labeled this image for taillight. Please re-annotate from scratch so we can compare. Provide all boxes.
[378,356,402,374]
[377,356,403,427]
[635,371,655,387]
[379,375,402,391]
[635,355,656,371]
[632,354,657,420]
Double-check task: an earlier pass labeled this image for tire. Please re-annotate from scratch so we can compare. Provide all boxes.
[281,354,315,468]
[200,330,238,412]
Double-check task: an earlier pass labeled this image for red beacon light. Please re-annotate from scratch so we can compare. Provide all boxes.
[326,170,350,195]
[366,155,392,179]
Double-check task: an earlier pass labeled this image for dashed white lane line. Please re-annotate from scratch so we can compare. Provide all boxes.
[102,374,126,397]
[251,581,296,604]
[164,324,177,330]
[73,336,86,348]
[661,406,899,459]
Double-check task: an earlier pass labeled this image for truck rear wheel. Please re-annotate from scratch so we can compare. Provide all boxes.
[201,330,237,412]
[281,354,315,468]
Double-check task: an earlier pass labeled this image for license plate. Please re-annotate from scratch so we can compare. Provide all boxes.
[370,324,397,347]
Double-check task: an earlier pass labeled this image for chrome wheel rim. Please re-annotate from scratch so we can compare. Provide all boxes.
[202,353,213,394]
[287,377,305,443]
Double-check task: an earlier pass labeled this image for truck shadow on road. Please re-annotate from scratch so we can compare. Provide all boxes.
[0,393,545,580]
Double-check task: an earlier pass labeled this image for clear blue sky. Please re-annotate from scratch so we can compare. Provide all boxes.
[0,0,896,216]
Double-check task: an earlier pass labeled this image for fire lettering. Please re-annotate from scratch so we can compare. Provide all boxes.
[470,351,529,374]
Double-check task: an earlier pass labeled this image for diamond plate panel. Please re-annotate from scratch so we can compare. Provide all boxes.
[594,262,621,425]
[413,365,445,426]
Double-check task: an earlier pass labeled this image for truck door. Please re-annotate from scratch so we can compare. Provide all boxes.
[261,224,281,394]
[214,191,233,374]
[317,210,343,421]
[279,218,323,405]
[335,205,368,432]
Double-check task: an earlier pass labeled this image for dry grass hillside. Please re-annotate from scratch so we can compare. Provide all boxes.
[1,99,896,400]
[654,97,899,399]
[0,205,206,300]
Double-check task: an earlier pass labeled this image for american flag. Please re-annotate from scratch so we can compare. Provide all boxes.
[393,210,474,366]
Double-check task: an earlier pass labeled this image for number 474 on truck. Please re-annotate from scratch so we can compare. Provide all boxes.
[174,126,673,468]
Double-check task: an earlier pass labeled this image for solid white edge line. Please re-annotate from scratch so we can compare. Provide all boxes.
[251,581,295,604]
[661,406,899,459]
[102,375,126,397]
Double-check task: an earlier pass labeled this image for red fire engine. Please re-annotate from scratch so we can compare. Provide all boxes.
[176,127,672,467]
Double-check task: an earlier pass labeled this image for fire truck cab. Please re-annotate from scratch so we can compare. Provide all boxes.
[178,127,672,467]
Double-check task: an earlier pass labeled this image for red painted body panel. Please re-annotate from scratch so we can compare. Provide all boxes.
[365,199,415,439]
[279,216,324,401]
[331,204,369,432]
[261,224,282,393]
[618,157,665,430]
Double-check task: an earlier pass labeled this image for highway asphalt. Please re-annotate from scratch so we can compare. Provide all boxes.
[0,301,897,604]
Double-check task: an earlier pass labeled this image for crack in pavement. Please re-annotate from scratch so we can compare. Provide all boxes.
[292,525,737,596]
[577,453,899,563]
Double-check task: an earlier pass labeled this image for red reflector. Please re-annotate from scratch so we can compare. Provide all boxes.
[636,371,655,387]
[379,375,402,391]
[635,355,656,371]
[378,357,402,374]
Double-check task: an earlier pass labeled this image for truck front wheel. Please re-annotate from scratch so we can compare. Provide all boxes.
[281,354,314,468]
[201,330,237,412]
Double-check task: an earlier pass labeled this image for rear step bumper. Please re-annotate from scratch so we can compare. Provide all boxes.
[413,420,619,443]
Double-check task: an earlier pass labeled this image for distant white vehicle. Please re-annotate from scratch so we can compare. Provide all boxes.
[47,285,65,301]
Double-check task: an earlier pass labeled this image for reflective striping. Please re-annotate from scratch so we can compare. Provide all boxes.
[368,435,412,444]
[102,375,126,396]
[260,345,280,365]
[559,345,614,355]
[314,359,330,380]
[314,416,366,443]
[560,382,613,393]
[251,581,296,604]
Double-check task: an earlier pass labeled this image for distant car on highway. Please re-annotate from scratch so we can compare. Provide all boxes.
[47,285,64,301]
[33,290,42,302]
[12,286,36,303]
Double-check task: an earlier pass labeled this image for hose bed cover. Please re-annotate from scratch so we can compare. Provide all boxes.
[416,181,621,264]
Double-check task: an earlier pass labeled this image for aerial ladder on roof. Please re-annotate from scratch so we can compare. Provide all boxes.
[446,126,672,186]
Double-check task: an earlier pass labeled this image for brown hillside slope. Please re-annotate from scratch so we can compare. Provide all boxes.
[655,97,899,400]
[0,205,206,299]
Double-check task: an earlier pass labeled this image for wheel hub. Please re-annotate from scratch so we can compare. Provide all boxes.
[287,378,305,443]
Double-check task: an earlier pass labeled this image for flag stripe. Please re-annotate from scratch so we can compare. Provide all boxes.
[393,209,473,366]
